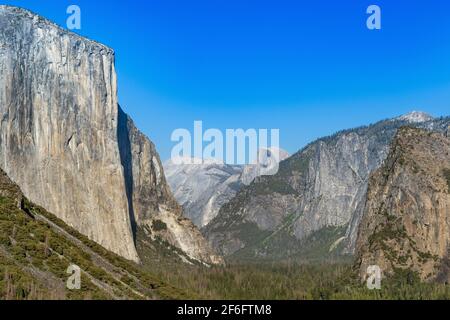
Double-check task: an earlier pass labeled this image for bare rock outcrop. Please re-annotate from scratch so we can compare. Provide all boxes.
[119,110,223,264]
[0,5,221,265]
[355,127,450,282]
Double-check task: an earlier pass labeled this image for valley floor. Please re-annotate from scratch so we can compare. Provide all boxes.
[2,167,450,300]
[140,259,450,300]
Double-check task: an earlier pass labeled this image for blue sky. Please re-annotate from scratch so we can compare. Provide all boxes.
[3,0,450,160]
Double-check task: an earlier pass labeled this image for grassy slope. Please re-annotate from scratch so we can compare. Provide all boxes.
[0,170,189,300]
[2,166,450,300]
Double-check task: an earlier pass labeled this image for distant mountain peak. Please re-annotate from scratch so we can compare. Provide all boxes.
[240,147,290,185]
[397,111,434,123]
[166,156,226,166]
[164,147,289,227]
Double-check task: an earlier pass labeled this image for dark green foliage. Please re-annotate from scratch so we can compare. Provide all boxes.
[251,177,296,195]
[3,187,450,300]
[139,257,450,300]
[0,171,191,300]
[152,220,167,231]
[215,215,350,263]
[0,195,113,299]
[368,220,407,246]
[3,164,450,299]
[367,209,438,269]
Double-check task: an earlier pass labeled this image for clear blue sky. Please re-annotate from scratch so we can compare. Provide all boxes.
[4,0,450,160]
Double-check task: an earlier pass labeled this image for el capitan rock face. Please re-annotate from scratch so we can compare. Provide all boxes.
[0,5,221,265]
[0,6,138,261]
[355,127,450,282]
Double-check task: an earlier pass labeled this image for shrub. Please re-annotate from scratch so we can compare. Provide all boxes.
[152,220,167,232]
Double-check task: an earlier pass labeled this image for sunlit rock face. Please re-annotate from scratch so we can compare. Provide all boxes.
[165,158,243,228]
[0,6,222,265]
[164,148,289,228]
[119,113,224,265]
[204,113,450,260]
[0,6,139,261]
[355,128,450,282]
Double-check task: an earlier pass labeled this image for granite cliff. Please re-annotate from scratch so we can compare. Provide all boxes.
[205,113,450,260]
[0,6,221,265]
[164,148,289,228]
[355,127,450,282]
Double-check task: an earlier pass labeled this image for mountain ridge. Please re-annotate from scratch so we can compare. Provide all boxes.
[204,112,450,261]
[164,148,289,228]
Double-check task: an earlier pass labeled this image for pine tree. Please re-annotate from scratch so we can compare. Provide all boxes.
[4,269,15,300]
